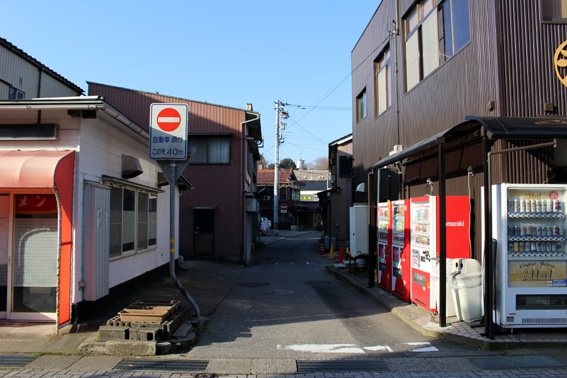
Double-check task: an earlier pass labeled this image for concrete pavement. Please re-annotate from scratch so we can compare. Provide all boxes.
[0,230,566,377]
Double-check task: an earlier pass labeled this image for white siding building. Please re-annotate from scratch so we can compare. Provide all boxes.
[0,97,183,329]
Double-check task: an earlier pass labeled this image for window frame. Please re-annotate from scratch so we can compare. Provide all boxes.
[374,47,392,117]
[356,88,367,122]
[187,134,232,165]
[9,87,25,100]
[542,0,567,23]
[403,0,471,92]
[105,179,160,259]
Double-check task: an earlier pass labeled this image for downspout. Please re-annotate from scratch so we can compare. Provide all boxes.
[482,130,493,339]
[37,66,43,97]
[437,137,447,327]
[368,169,377,288]
[241,123,246,264]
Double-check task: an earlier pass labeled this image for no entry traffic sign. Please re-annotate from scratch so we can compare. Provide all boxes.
[157,107,182,132]
[150,103,188,160]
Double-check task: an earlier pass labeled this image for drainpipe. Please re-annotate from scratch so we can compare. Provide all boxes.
[368,169,377,288]
[437,137,447,327]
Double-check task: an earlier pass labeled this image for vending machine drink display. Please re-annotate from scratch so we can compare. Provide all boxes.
[491,184,567,328]
[410,196,471,311]
[391,199,411,301]
[377,202,391,289]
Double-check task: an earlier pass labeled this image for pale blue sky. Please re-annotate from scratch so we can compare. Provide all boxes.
[0,1,379,165]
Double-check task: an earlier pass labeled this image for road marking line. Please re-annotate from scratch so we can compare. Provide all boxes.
[277,344,364,354]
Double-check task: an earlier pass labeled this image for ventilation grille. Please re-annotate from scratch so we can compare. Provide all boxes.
[522,318,567,324]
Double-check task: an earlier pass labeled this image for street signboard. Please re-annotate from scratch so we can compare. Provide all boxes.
[280,203,288,213]
[150,103,188,160]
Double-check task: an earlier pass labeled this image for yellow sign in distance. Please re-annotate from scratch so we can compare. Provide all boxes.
[554,40,567,88]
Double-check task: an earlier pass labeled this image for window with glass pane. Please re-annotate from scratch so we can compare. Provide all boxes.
[404,0,470,91]
[406,31,420,90]
[109,187,123,257]
[356,89,367,122]
[542,0,567,22]
[422,11,439,77]
[122,189,135,252]
[452,0,471,51]
[137,192,148,250]
[148,195,157,246]
[375,49,391,116]
[188,136,230,164]
[209,138,230,163]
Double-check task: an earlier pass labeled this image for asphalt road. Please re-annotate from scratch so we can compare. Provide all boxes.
[187,231,477,363]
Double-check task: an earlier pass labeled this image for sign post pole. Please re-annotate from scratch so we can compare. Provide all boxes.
[151,103,200,319]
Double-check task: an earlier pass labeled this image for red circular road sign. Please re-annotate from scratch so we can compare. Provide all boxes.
[157,107,181,132]
[281,203,288,211]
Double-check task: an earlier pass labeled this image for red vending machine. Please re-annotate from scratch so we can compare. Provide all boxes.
[391,199,411,301]
[410,196,471,311]
[377,201,391,290]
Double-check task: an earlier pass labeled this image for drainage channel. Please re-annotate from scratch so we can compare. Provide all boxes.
[114,359,208,372]
[0,355,36,367]
[297,359,389,373]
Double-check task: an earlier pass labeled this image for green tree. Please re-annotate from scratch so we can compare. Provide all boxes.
[279,158,296,170]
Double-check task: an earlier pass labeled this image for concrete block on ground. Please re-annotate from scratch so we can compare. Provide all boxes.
[97,325,129,341]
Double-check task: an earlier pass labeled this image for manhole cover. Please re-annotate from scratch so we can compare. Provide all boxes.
[266,289,294,295]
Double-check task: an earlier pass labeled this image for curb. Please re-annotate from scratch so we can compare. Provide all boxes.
[325,265,567,351]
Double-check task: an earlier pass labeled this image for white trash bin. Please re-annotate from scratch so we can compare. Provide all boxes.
[431,259,458,317]
[451,258,483,323]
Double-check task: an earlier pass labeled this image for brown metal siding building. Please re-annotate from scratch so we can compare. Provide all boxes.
[88,82,262,264]
[352,0,567,261]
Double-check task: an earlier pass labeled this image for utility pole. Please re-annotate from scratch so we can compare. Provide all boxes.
[273,100,288,236]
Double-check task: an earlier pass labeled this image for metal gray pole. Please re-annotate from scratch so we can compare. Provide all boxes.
[273,101,280,235]
[168,161,200,318]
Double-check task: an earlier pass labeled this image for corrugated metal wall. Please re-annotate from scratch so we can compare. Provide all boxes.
[88,83,248,260]
[351,0,567,262]
[83,181,110,301]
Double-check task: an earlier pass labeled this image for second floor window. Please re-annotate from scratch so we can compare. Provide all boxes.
[375,48,392,116]
[9,87,25,99]
[542,0,567,23]
[405,0,470,91]
[190,135,231,164]
[356,89,367,122]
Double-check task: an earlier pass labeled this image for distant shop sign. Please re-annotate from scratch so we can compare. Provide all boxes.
[150,103,188,160]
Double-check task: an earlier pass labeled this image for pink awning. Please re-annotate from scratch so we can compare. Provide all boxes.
[0,150,75,188]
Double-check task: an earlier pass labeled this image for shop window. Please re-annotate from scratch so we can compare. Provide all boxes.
[375,47,392,116]
[404,0,470,91]
[356,89,367,122]
[12,194,58,313]
[109,185,158,258]
[9,87,25,100]
[189,135,231,164]
[542,0,567,23]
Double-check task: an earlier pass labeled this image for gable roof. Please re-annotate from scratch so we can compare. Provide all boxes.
[1,38,84,95]
[257,169,297,184]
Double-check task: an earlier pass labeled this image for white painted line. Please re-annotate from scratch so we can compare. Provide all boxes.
[364,345,393,352]
[405,342,439,352]
[277,344,364,354]
[158,117,180,123]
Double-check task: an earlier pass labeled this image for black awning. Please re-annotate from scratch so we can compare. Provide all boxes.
[467,116,567,139]
[370,116,567,170]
